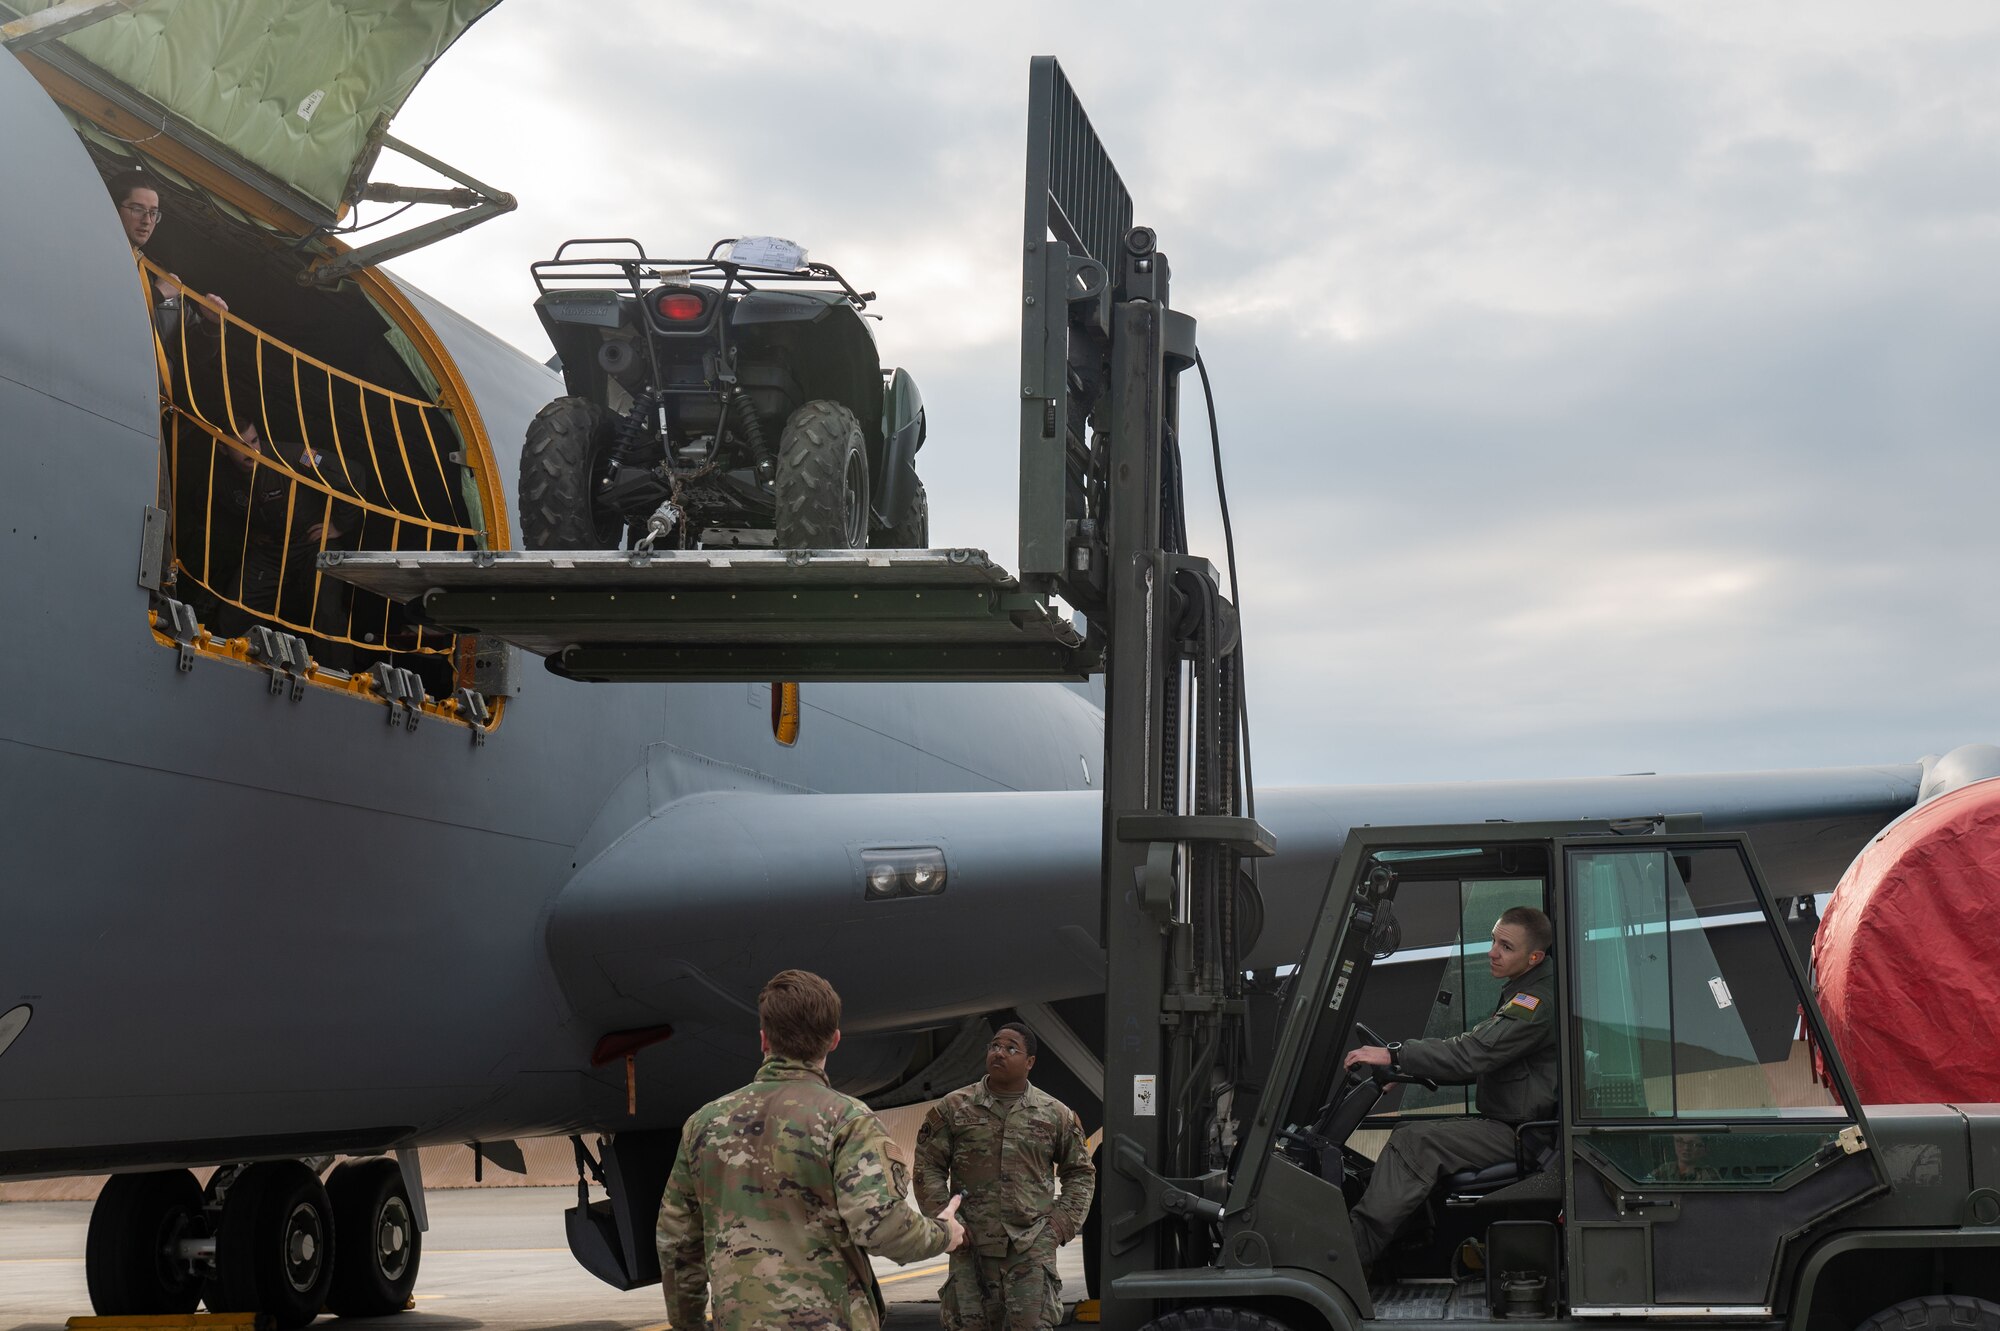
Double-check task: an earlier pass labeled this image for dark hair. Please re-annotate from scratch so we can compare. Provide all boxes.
[107,169,163,207]
[995,1020,1038,1057]
[1497,906,1553,956]
[758,969,841,1060]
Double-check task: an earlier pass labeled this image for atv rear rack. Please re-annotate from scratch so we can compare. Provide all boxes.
[530,237,873,307]
[320,547,1096,683]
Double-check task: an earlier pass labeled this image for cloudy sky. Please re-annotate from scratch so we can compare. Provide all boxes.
[384,0,2000,787]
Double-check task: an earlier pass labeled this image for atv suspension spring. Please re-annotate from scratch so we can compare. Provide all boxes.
[611,390,664,466]
[729,390,772,466]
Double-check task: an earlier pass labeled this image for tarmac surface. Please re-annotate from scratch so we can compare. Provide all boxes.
[0,1186,1088,1330]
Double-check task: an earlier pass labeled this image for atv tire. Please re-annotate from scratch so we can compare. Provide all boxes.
[873,478,928,549]
[520,396,618,549]
[775,400,869,549]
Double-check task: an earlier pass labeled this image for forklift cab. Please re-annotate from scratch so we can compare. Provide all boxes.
[1203,820,1887,1325]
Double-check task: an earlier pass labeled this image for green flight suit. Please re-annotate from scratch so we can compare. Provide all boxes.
[1349,957,1557,1268]
[656,1055,952,1330]
[914,1078,1096,1330]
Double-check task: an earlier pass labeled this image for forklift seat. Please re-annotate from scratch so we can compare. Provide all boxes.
[1439,1120,1559,1200]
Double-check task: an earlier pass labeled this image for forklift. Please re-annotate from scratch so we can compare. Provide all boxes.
[1017,57,2000,1331]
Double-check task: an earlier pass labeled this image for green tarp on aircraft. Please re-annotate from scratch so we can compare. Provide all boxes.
[12,0,499,214]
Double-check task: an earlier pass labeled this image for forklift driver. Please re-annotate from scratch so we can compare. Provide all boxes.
[1339,906,1557,1274]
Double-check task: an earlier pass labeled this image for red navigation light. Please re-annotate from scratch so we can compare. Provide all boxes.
[656,292,706,322]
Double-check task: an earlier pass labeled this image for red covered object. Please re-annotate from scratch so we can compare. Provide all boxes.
[1814,777,2000,1104]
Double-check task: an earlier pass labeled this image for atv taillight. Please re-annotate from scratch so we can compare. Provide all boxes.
[656,292,706,321]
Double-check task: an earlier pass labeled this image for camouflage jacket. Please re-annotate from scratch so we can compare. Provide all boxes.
[914,1078,1095,1258]
[1395,957,1557,1123]
[655,1056,951,1330]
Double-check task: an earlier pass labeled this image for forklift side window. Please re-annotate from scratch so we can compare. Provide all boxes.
[1368,876,1546,1118]
[1583,1129,1846,1187]
[1572,847,1845,1120]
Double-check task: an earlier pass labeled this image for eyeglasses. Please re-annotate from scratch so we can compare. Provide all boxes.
[120,203,164,222]
[986,1042,1028,1057]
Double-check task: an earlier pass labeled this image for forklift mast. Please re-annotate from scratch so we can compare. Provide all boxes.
[1019,58,1274,1329]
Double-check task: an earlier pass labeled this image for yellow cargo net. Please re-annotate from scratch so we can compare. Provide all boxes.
[142,257,486,688]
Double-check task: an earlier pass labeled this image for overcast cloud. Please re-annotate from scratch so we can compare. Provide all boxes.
[382,0,2000,786]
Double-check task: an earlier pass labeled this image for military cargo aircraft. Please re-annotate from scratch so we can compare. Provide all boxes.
[2,4,1993,1326]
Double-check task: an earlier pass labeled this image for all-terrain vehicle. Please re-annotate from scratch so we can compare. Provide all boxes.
[521,237,928,551]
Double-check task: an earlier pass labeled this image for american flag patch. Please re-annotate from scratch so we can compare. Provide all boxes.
[1506,993,1541,1012]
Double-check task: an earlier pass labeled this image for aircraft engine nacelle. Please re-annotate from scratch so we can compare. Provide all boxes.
[546,789,1106,1041]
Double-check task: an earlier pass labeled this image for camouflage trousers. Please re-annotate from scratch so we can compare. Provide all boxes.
[938,1237,1063,1330]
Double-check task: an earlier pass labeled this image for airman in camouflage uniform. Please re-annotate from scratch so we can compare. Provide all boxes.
[915,1021,1095,1330]
[657,970,963,1330]
[1342,907,1558,1270]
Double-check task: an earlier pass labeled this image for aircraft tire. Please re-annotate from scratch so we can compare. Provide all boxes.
[775,399,869,549]
[520,396,616,549]
[872,477,929,549]
[205,1160,336,1330]
[84,1169,205,1315]
[325,1157,422,1317]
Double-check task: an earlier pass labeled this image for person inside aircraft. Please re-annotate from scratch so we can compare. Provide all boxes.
[111,170,228,347]
[1339,906,1557,1275]
[205,410,364,662]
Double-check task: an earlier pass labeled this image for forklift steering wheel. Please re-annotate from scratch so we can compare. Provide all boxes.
[1349,1021,1440,1092]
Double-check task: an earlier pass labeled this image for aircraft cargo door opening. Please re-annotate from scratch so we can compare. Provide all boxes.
[81,140,510,729]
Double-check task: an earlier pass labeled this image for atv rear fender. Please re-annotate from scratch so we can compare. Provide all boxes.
[878,367,925,529]
[534,289,628,403]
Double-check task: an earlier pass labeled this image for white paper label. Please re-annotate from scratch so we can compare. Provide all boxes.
[1708,976,1734,1009]
[1133,1074,1157,1116]
[296,89,326,122]
[728,235,808,271]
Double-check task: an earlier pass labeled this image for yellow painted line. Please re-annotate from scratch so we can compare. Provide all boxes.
[2,1247,572,1264]
[879,1261,950,1286]
[68,1311,262,1319]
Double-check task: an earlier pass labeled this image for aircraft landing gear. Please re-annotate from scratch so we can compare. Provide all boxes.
[84,1168,206,1314]
[325,1157,423,1315]
[84,1156,422,1326]
[203,1161,337,1329]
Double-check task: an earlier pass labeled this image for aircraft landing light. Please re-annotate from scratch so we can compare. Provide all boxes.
[320,547,1101,683]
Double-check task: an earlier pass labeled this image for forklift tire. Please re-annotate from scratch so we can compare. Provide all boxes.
[775,400,869,549]
[872,478,928,549]
[520,396,617,549]
[1140,1309,1299,1331]
[1856,1297,2000,1331]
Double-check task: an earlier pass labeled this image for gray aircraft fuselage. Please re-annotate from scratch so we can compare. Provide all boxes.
[0,48,1944,1186]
